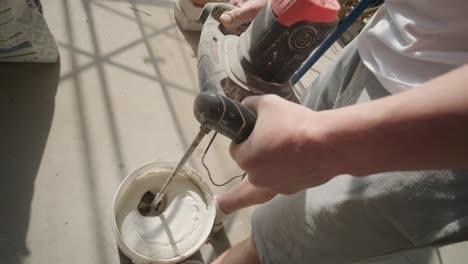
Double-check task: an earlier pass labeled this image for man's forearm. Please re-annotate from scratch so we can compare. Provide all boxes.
[230,65,468,193]
[327,64,468,176]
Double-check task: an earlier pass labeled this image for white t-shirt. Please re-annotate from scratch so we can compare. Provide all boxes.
[358,0,468,94]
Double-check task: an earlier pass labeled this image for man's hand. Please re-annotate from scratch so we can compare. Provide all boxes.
[229,95,341,194]
[229,65,468,195]
[220,0,267,28]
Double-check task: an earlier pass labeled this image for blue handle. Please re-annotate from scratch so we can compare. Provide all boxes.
[291,0,380,84]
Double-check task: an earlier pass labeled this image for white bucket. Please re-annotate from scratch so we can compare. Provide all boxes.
[112,162,215,263]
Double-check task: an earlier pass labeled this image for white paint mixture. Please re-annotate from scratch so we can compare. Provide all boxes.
[116,171,212,260]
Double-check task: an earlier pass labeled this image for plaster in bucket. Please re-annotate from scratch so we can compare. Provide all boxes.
[113,162,215,263]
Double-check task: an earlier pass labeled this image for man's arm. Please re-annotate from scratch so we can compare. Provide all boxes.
[230,65,468,194]
[335,64,468,175]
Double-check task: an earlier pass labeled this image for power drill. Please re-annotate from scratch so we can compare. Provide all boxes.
[198,0,340,102]
[150,0,340,208]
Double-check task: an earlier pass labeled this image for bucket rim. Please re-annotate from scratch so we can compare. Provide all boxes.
[112,161,216,264]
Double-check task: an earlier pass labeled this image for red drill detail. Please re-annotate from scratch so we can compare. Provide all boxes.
[271,0,340,26]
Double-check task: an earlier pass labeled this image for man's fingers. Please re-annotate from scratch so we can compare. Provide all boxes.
[220,5,259,28]
[229,96,268,160]
[240,95,262,111]
[229,138,250,168]
[229,100,263,173]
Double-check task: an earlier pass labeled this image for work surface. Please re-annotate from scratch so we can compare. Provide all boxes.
[1,0,467,263]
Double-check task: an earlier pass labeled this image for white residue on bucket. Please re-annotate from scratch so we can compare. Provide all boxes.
[115,171,210,260]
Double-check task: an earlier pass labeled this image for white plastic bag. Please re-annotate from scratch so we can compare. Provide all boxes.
[0,0,58,62]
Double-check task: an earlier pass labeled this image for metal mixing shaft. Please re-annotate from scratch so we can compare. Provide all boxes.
[150,126,210,209]
[149,91,257,213]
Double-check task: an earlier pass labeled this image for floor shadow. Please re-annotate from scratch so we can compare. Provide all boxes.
[118,244,205,263]
[81,0,128,179]
[175,21,201,57]
[206,228,232,262]
[185,250,204,262]
[130,0,191,150]
[0,61,60,264]
[118,248,133,264]
[108,0,176,9]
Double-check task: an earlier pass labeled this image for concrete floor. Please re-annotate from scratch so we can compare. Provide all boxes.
[1,0,467,263]
[1,1,253,263]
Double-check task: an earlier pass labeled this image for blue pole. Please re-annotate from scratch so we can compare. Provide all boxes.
[291,0,378,84]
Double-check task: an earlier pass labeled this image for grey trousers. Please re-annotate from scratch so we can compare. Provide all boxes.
[251,39,468,264]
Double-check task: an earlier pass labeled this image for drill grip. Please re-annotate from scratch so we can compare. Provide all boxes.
[194,92,257,144]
